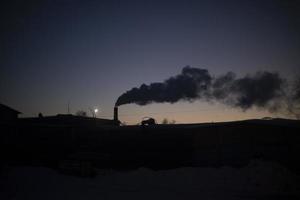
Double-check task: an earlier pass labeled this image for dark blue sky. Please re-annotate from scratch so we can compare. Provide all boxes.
[1,0,299,123]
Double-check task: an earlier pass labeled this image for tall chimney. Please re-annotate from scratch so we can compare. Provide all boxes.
[114,106,118,121]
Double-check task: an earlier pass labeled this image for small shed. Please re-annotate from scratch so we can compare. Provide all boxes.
[0,104,21,121]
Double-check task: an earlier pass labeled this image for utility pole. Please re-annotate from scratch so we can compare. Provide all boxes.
[67,101,70,114]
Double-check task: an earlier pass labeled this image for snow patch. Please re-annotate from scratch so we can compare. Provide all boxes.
[1,160,299,200]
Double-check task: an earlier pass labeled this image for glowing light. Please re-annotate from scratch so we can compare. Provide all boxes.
[94,108,98,113]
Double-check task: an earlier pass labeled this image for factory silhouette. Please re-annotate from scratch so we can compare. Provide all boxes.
[1,65,300,195]
[1,67,300,180]
[1,106,300,180]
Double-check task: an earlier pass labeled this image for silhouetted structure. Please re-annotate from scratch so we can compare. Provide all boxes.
[20,114,119,127]
[113,106,121,125]
[141,117,156,126]
[0,103,21,122]
[114,106,118,121]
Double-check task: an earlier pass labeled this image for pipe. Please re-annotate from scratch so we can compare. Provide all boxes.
[114,106,118,121]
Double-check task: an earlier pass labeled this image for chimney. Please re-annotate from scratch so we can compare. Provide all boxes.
[114,106,118,121]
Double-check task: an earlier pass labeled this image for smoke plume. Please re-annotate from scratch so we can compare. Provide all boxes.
[213,71,284,110]
[293,77,300,102]
[116,66,289,113]
[116,66,212,106]
[286,76,300,119]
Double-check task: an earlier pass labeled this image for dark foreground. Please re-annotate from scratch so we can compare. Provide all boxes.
[1,160,300,200]
[1,118,300,199]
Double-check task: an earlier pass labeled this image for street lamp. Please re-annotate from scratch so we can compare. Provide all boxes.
[94,108,98,118]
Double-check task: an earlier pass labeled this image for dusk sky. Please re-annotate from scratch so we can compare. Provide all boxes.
[1,0,300,124]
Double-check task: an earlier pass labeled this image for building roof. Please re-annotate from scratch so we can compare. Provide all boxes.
[20,114,118,126]
[0,103,21,114]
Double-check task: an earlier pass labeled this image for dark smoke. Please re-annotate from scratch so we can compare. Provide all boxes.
[116,66,286,112]
[212,72,236,101]
[286,76,300,119]
[293,77,300,102]
[221,71,284,110]
[116,66,212,106]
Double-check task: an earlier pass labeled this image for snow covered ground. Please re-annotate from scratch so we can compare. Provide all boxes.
[1,160,300,200]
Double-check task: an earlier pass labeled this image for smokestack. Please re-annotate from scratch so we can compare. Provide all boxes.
[114,106,118,121]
